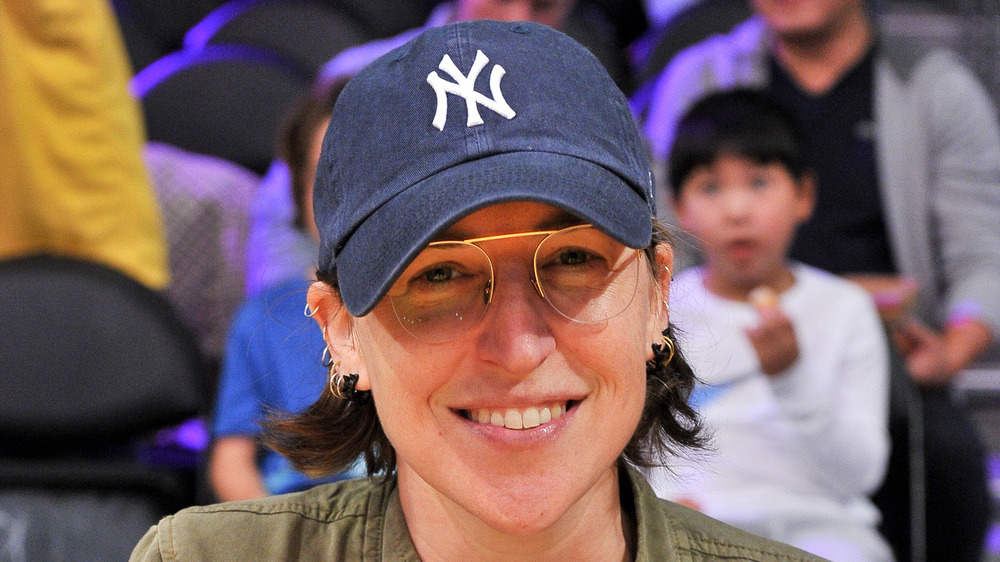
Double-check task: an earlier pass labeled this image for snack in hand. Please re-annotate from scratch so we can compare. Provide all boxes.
[749,286,779,310]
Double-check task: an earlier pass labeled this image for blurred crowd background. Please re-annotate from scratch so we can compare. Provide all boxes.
[2,0,1000,560]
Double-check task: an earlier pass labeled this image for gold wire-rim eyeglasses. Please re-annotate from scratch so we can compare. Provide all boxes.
[389,224,644,342]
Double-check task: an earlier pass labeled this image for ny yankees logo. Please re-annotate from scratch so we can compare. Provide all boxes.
[426,50,516,131]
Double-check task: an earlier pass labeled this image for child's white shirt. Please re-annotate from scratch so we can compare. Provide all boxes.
[647,264,890,551]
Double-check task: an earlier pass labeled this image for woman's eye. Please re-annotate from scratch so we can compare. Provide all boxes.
[559,248,590,266]
[422,266,456,283]
[751,176,769,190]
[538,247,599,270]
[543,247,610,274]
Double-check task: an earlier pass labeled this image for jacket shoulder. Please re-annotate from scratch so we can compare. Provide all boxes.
[660,500,824,561]
[130,477,392,561]
[629,464,822,561]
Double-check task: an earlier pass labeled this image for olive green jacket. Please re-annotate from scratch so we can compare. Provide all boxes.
[131,465,823,561]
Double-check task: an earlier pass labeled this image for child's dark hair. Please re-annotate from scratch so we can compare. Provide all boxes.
[277,76,350,231]
[668,88,807,195]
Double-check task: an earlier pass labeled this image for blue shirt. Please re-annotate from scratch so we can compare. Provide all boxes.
[213,277,363,494]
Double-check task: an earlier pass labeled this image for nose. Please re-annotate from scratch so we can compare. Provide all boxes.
[475,263,556,376]
[721,187,752,221]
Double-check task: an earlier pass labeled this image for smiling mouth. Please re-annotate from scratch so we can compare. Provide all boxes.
[459,402,574,430]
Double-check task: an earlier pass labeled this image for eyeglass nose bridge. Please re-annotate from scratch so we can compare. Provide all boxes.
[462,227,567,312]
[460,223,634,320]
[478,256,552,310]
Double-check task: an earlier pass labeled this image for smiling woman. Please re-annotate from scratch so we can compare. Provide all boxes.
[131,20,823,561]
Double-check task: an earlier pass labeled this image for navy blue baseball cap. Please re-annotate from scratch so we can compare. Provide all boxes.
[315,20,655,317]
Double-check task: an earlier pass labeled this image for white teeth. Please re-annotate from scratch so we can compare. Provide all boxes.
[467,403,567,430]
[504,409,523,429]
[551,403,562,419]
[522,407,540,428]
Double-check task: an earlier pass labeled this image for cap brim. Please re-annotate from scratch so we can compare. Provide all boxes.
[336,150,652,316]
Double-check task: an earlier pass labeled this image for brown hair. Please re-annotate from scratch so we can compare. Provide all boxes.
[277,76,350,231]
[264,219,705,477]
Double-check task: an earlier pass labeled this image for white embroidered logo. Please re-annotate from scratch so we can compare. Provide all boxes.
[426,50,516,131]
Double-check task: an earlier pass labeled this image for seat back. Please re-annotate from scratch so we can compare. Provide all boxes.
[132,45,309,174]
[112,0,227,70]
[629,0,752,119]
[634,0,752,86]
[333,0,432,39]
[183,0,372,76]
[0,255,207,449]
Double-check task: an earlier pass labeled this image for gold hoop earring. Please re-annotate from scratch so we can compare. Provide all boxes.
[661,334,675,364]
[328,361,351,400]
[328,361,341,398]
[647,332,675,369]
[329,360,365,402]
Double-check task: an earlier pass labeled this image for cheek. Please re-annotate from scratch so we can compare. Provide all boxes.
[760,202,802,243]
[603,325,652,438]
[355,314,451,416]
[675,200,717,240]
[581,295,655,395]
[356,333,455,461]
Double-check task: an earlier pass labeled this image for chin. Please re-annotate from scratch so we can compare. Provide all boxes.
[759,4,850,45]
[457,468,588,533]
[775,25,837,46]
[472,500,568,536]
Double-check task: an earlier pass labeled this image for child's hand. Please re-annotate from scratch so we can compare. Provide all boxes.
[745,287,799,376]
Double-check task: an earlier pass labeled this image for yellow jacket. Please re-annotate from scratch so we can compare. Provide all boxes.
[0,0,168,289]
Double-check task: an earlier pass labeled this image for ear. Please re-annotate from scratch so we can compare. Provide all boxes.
[306,282,370,391]
[796,171,816,222]
[648,243,675,344]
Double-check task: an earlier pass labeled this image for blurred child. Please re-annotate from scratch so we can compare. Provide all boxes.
[208,76,362,501]
[644,89,892,561]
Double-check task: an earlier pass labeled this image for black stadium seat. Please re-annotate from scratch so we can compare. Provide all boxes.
[184,0,372,77]
[132,45,310,174]
[0,255,208,559]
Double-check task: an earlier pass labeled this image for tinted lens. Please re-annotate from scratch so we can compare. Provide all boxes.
[534,226,640,323]
[388,242,492,342]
